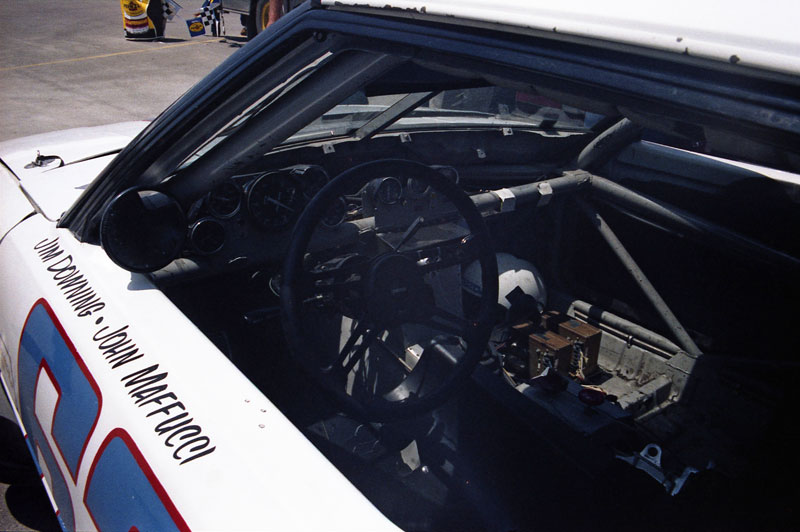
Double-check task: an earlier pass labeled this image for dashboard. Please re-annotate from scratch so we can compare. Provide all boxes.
[180,163,460,270]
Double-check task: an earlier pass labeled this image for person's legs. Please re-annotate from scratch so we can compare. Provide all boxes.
[147,0,166,38]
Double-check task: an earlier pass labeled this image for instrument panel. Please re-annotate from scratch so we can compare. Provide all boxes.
[184,163,458,262]
[186,165,333,256]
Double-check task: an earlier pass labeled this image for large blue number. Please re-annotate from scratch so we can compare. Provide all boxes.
[18,300,101,531]
[18,300,189,532]
[85,429,189,532]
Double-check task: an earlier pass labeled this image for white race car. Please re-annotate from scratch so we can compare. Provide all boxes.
[2,1,799,530]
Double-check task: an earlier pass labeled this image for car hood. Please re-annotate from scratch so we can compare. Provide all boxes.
[0,121,149,220]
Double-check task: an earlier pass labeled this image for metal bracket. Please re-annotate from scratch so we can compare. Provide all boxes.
[537,181,553,207]
[491,188,517,212]
[616,443,700,496]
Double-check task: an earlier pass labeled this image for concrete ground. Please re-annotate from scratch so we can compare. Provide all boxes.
[0,1,242,529]
[0,0,244,142]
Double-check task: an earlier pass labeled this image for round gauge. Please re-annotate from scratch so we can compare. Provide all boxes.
[435,165,459,184]
[190,218,226,255]
[207,181,241,219]
[295,165,330,200]
[407,177,429,197]
[376,176,403,205]
[322,196,348,228]
[247,172,304,231]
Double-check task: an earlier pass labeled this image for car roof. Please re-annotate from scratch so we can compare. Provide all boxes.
[320,0,800,78]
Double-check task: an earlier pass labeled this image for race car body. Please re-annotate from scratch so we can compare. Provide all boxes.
[2,1,800,530]
[0,135,396,532]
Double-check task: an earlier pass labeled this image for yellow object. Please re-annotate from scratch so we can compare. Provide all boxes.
[120,0,156,39]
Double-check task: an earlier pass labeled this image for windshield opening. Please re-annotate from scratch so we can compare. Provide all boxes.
[176,51,603,187]
[284,85,602,145]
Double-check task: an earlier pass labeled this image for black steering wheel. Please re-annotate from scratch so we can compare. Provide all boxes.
[281,159,498,421]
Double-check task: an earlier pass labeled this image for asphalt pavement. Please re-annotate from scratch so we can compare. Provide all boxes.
[0,0,244,142]
[0,1,243,529]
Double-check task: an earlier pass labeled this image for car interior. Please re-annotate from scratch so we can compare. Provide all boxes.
[96,43,800,531]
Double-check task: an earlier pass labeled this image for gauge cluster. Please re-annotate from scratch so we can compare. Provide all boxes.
[181,163,458,267]
[184,165,338,258]
[362,165,460,230]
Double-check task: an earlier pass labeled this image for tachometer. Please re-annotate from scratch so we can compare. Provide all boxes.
[247,172,304,231]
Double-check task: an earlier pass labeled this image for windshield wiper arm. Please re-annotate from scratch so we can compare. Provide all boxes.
[354,91,436,140]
